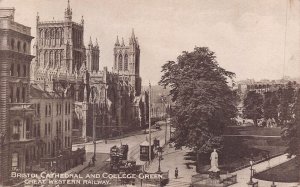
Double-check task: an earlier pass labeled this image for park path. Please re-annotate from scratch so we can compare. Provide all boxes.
[231,153,299,187]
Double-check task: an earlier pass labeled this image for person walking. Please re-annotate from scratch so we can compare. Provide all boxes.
[175,167,178,179]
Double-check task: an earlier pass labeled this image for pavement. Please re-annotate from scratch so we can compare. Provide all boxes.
[231,153,299,187]
[146,146,196,187]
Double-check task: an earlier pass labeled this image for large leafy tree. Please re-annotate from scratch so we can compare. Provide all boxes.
[263,91,279,122]
[278,81,295,126]
[281,88,299,157]
[159,47,238,154]
[243,91,263,126]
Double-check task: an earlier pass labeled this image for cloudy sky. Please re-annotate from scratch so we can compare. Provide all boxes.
[1,0,299,85]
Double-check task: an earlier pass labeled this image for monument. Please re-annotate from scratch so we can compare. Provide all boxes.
[209,149,220,179]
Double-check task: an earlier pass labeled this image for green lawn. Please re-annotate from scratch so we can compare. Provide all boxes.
[254,158,299,182]
[185,126,287,173]
[224,126,281,136]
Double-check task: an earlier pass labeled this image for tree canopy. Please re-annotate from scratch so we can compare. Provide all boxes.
[243,91,264,126]
[159,47,238,153]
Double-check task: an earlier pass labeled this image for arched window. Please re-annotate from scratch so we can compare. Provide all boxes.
[16,87,20,103]
[17,64,20,77]
[124,54,128,71]
[49,105,51,115]
[11,39,15,50]
[118,54,123,70]
[45,105,48,116]
[17,41,21,52]
[44,51,48,67]
[49,51,54,68]
[10,64,14,76]
[55,51,59,68]
[23,65,26,77]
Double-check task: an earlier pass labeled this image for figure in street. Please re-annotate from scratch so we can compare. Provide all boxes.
[175,167,178,179]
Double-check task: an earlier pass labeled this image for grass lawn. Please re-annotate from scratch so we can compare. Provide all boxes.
[185,126,287,173]
[254,158,299,182]
[224,126,281,136]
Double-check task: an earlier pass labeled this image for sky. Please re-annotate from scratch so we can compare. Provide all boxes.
[1,0,300,85]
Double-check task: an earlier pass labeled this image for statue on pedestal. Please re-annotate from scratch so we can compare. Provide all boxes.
[209,149,220,179]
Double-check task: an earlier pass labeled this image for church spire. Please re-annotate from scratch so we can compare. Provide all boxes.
[88,36,93,46]
[64,0,72,21]
[95,38,99,48]
[130,28,136,45]
[121,37,125,47]
[131,28,135,39]
[115,36,120,46]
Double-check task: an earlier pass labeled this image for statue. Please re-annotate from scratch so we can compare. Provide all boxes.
[209,149,220,172]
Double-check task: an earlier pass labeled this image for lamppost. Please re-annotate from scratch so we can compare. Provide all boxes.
[157,147,163,173]
[247,159,254,185]
[160,95,168,145]
[91,87,97,163]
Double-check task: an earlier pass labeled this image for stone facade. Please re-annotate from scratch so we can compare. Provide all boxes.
[0,8,35,185]
[30,1,147,143]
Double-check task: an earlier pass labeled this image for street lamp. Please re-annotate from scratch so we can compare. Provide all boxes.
[91,87,98,164]
[247,159,254,185]
[160,95,168,145]
[157,147,163,173]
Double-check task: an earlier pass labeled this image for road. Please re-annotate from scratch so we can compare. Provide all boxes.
[64,123,171,186]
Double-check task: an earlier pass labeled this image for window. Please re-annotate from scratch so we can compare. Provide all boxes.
[16,87,20,103]
[9,87,13,103]
[11,39,15,50]
[10,64,14,76]
[45,105,48,116]
[23,65,27,77]
[57,103,59,115]
[68,119,70,131]
[23,43,26,53]
[49,105,51,115]
[68,103,71,114]
[45,123,47,135]
[124,54,128,71]
[48,123,51,134]
[118,54,123,70]
[65,120,67,131]
[11,153,18,170]
[37,124,40,137]
[65,103,67,114]
[17,41,21,52]
[17,64,20,77]
[22,87,26,102]
[37,104,40,116]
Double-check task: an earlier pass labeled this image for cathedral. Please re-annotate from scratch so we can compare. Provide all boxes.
[30,0,147,144]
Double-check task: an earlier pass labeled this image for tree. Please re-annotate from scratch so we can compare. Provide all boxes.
[263,91,279,122]
[159,47,238,154]
[243,91,263,126]
[281,88,299,157]
[278,81,295,126]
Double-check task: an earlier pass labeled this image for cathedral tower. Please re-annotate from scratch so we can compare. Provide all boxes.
[113,29,141,96]
[33,0,85,90]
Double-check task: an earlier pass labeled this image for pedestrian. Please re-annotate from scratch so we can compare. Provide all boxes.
[175,167,178,179]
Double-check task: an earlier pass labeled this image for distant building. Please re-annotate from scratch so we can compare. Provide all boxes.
[0,8,35,185]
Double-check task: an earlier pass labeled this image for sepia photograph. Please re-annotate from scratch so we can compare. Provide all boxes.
[0,0,300,186]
